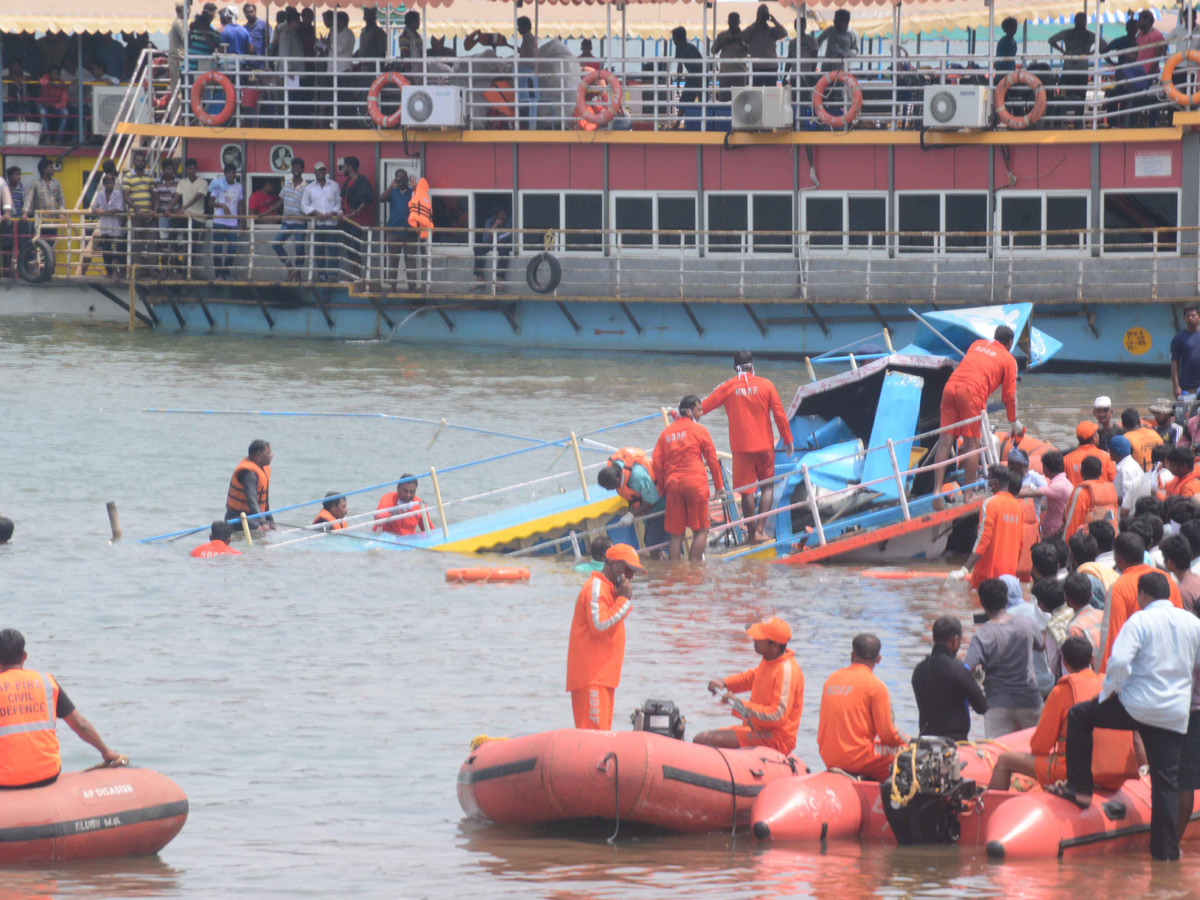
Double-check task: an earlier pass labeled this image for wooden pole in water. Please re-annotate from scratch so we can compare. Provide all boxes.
[660,407,671,428]
[430,466,450,538]
[883,327,894,354]
[570,432,590,501]
[106,502,123,541]
[426,417,447,449]
[849,353,858,371]
[805,357,816,382]
[239,512,254,546]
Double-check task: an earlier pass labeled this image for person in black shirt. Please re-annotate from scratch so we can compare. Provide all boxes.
[912,615,988,741]
[672,27,704,107]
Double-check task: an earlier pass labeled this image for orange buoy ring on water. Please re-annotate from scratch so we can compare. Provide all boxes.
[1162,50,1200,107]
[367,71,411,129]
[812,70,862,130]
[190,71,236,126]
[445,567,531,584]
[574,69,622,129]
[994,70,1045,130]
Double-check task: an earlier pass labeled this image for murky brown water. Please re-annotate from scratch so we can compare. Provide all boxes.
[1,317,1193,898]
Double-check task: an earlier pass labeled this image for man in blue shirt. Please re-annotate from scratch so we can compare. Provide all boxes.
[380,170,418,292]
[995,17,1019,75]
[220,9,252,55]
[1171,306,1200,399]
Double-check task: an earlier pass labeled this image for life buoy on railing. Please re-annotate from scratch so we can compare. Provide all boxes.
[445,567,531,584]
[812,70,863,130]
[1162,50,1200,107]
[574,68,622,129]
[993,70,1046,130]
[367,71,411,129]
[190,70,236,127]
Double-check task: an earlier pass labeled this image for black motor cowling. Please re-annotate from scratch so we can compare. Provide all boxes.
[880,737,974,844]
[630,699,686,740]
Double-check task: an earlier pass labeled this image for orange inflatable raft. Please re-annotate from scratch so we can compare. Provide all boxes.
[0,767,188,864]
[445,567,530,584]
[459,728,806,833]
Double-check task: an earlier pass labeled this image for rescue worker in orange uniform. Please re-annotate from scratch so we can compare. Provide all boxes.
[817,633,910,781]
[566,543,644,729]
[1120,407,1163,472]
[986,635,1137,790]
[694,616,805,754]
[701,351,794,544]
[1165,446,1200,499]
[373,474,432,537]
[313,492,349,531]
[951,465,1026,589]
[652,395,725,563]
[225,438,274,530]
[1099,531,1182,672]
[191,519,242,558]
[1064,421,1117,486]
[0,629,125,789]
[596,448,668,558]
[932,325,1023,500]
[1061,455,1120,541]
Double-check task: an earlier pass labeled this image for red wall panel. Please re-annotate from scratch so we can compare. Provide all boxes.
[646,144,696,191]
[425,143,497,189]
[568,145,605,190]
[519,143,570,188]
[609,145,646,190]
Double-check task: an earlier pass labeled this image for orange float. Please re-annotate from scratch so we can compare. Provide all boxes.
[574,69,622,129]
[445,567,530,584]
[1162,50,1200,108]
[367,71,411,129]
[994,70,1045,130]
[812,70,862,130]
[189,71,235,127]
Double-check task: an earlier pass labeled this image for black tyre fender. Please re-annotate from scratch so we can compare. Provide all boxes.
[18,238,55,284]
[525,252,562,294]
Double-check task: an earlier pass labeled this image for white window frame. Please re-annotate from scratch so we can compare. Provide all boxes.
[895,189,991,255]
[800,191,889,255]
[994,191,1091,255]
[427,188,475,253]
[609,191,700,254]
[704,190,795,255]
[518,190,605,255]
[1099,188,1182,257]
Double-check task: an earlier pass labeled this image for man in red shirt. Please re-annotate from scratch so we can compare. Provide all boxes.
[373,474,432,537]
[701,351,794,543]
[652,395,725,563]
[191,520,242,558]
[248,178,282,219]
[932,325,1023,501]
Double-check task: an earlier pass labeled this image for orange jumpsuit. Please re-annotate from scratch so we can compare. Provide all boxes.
[1061,480,1119,542]
[373,491,431,536]
[701,373,793,492]
[720,650,805,754]
[652,417,724,535]
[1099,563,1182,672]
[190,540,241,558]
[940,339,1018,439]
[969,491,1025,589]
[817,663,906,781]
[566,572,632,729]
[1063,444,1117,486]
[1030,669,1138,788]
[1123,426,1163,472]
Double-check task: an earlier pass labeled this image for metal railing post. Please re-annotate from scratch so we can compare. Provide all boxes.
[247,218,255,279]
[1007,231,1014,302]
[887,438,911,520]
[801,464,826,547]
[1153,230,1159,301]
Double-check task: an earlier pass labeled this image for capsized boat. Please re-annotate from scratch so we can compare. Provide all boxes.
[458,728,805,833]
[0,766,188,864]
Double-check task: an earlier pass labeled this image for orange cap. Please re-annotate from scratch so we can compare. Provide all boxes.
[605,543,646,572]
[746,616,792,644]
[1076,421,1099,441]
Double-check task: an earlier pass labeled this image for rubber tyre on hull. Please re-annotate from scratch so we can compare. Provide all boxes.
[18,238,55,283]
[526,252,562,294]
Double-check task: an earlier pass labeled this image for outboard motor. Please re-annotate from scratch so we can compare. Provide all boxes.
[880,737,974,844]
[630,699,686,740]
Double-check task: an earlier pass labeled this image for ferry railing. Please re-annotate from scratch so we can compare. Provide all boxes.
[173,43,1191,133]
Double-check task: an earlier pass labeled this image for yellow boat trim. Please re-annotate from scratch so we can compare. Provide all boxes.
[433,495,627,555]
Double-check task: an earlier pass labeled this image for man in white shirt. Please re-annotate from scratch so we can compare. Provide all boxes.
[1054,571,1200,861]
[1109,435,1143,514]
[300,161,340,282]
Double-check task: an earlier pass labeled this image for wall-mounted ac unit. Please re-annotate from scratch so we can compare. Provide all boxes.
[92,85,150,136]
[401,85,466,128]
[922,85,990,129]
[731,87,792,131]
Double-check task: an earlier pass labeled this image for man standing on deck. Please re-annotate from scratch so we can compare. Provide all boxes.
[701,351,793,545]
[931,325,1022,503]
[225,438,274,531]
[566,543,644,729]
[652,395,725,563]
[0,630,125,789]
[695,616,805,754]
[951,464,1025,589]
[191,520,241,557]
[373,474,431,537]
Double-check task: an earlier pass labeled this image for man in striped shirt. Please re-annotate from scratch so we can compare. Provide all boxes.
[271,157,308,280]
[122,150,156,275]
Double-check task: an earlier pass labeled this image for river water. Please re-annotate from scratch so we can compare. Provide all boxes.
[1,317,1196,899]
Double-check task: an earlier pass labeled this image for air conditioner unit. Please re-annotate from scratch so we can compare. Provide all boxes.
[401,85,466,128]
[922,84,990,130]
[731,87,792,131]
[91,85,150,136]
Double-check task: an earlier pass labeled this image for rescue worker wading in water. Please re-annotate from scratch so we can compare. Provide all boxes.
[313,492,349,531]
[566,543,644,730]
[596,447,668,558]
[652,395,725,563]
[191,519,241,557]
[694,616,805,754]
[225,438,274,531]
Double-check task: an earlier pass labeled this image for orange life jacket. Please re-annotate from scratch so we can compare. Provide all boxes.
[313,509,347,530]
[1015,497,1041,582]
[482,77,515,120]
[1056,670,1138,789]
[0,668,61,788]
[608,448,655,505]
[1064,479,1119,541]
[1124,426,1162,473]
[407,177,433,240]
[226,458,270,515]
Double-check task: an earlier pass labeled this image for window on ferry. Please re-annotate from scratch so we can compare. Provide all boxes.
[804,197,843,248]
[615,197,653,247]
[658,197,697,248]
[522,194,560,235]
[1045,196,1088,248]
[999,197,1042,248]
[1103,191,1178,252]
[898,194,939,251]
[431,193,469,246]
[752,195,794,253]
[999,195,1089,249]
[564,193,603,250]
[944,194,988,250]
[847,197,886,248]
[474,192,512,248]
[707,194,748,252]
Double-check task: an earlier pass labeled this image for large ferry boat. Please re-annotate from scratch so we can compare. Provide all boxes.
[5,0,1200,368]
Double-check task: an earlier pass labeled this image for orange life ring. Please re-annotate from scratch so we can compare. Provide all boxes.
[445,567,531,584]
[1162,50,1200,107]
[574,68,622,128]
[812,70,862,129]
[367,71,411,129]
[190,71,235,127]
[993,70,1045,130]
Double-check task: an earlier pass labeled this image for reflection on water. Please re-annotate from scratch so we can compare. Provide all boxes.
[0,319,1188,896]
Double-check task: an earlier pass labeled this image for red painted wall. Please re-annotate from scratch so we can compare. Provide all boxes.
[806,146,886,191]
[1100,141,1182,190]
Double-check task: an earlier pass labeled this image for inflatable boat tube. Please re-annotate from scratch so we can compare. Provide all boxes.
[445,567,531,584]
[0,767,188,864]
[459,728,805,832]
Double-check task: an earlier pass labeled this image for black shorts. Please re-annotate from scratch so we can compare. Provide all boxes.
[1180,709,1200,793]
